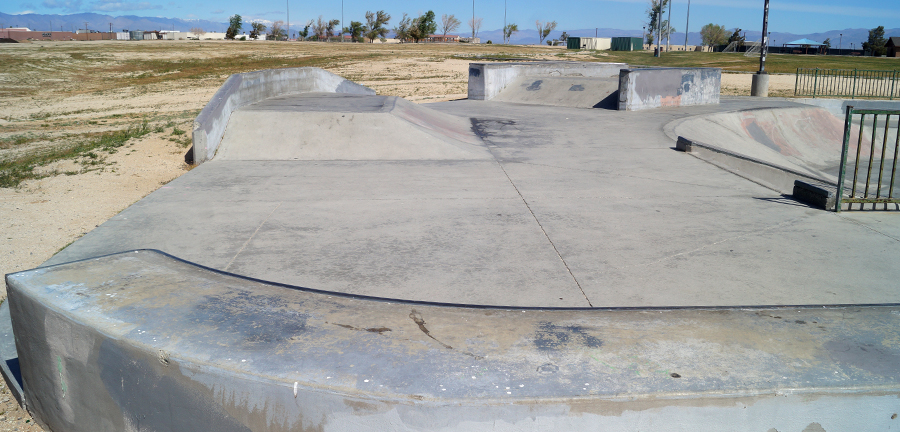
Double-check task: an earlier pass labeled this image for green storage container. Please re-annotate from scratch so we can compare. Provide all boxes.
[611,37,643,51]
[567,37,581,50]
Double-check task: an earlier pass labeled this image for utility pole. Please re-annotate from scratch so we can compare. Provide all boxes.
[655,0,663,57]
[504,0,507,43]
[84,21,89,40]
[839,33,842,51]
[472,0,475,40]
[684,0,690,51]
[666,0,671,52]
[341,0,344,42]
[750,0,770,96]
[286,0,289,40]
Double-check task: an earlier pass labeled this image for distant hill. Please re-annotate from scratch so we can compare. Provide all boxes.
[0,12,227,33]
[2,12,897,48]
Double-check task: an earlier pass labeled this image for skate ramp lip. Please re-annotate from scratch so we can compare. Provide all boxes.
[6,249,900,431]
[214,93,489,161]
[669,106,854,182]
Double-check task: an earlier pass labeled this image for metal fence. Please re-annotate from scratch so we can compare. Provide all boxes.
[795,68,900,99]
[836,107,900,211]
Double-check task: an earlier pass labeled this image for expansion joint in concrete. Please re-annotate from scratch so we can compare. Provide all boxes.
[493,160,594,307]
[224,201,283,271]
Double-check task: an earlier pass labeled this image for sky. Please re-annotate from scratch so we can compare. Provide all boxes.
[5,0,900,35]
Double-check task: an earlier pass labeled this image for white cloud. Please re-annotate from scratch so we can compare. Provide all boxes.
[13,10,36,14]
[92,0,160,11]
[41,0,82,12]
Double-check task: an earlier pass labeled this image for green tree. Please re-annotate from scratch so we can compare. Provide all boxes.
[411,10,437,42]
[364,10,391,43]
[700,23,727,51]
[440,14,461,37]
[502,23,518,44]
[393,13,412,42]
[645,0,670,45]
[298,19,313,40]
[727,28,744,45]
[325,19,340,40]
[342,21,365,42]
[536,20,557,45]
[822,38,831,49]
[226,14,242,40]
[249,21,266,40]
[862,26,887,56]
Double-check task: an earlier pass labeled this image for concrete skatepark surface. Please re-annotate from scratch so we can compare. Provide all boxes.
[4,67,900,431]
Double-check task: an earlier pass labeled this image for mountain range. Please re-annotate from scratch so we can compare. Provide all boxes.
[2,12,896,49]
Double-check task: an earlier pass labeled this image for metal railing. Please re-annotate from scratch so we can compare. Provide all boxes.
[836,107,900,211]
[795,68,900,99]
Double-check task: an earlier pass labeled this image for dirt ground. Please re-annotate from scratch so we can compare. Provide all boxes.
[0,39,788,431]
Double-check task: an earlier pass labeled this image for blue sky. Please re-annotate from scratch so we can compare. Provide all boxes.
[6,0,900,34]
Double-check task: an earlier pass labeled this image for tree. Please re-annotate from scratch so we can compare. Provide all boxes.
[189,27,205,36]
[467,16,482,39]
[412,10,437,42]
[502,23,518,44]
[249,21,266,40]
[822,38,831,49]
[393,13,412,42]
[700,23,727,51]
[645,0,666,45]
[298,19,313,40]
[727,28,744,45]
[325,19,340,40]
[364,10,391,43]
[226,14,242,40]
[268,20,287,40]
[441,14,461,37]
[862,26,887,56]
[342,20,365,42]
[558,31,569,44]
[536,20,557,45]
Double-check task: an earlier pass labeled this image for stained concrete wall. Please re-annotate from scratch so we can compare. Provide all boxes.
[5,250,900,432]
[191,67,375,165]
[618,67,721,111]
[467,62,627,101]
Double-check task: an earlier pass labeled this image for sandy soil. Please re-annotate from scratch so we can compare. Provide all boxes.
[0,39,773,431]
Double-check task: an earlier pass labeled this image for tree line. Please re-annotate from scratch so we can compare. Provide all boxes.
[220,10,506,43]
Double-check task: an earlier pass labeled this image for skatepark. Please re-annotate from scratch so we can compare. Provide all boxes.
[3,63,899,431]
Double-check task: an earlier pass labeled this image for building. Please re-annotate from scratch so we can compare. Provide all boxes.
[425,34,459,43]
[887,37,900,57]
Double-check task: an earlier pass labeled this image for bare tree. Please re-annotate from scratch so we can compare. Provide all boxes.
[440,14,461,37]
[189,27,206,36]
[325,18,340,40]
[536,20,557,45]
[268,20,287,40]
[313,16,327,40]
[467,16,482,39]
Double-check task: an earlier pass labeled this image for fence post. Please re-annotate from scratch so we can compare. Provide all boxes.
[835,107,855,212]
[813,68,819,98]
[794,68,800,96]
[890,70,897,101]
[852,69,858,99]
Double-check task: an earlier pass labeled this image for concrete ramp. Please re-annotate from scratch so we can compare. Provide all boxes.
[215,93,490,161]
[492,76,619,109]
[671,106,856,182]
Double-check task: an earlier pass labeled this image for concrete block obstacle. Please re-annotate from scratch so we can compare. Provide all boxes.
[6,250,900,432]
[618,67,721,111]
[467,62,722,111]
[467,61,626,108]
[190,67,375,165]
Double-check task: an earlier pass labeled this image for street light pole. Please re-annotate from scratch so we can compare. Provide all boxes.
[286,0,289,41]
[666,0,671,52]
[750,0,770,96]
[683,0,690,51]
[839,33,842,51]
[655,0,663,57]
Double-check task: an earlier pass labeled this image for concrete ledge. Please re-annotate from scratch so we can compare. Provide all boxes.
[619,68,721,111]
[793,180,838,210]
[5,250,900,431]
[676,136,835,195]
[191,67,375,165]
[467,62,626,101]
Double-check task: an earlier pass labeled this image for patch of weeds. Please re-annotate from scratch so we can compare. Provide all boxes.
[171,127,185,136]
[0,121,151,188]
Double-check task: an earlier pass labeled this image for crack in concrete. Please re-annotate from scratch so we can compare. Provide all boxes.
[224,201,282,271]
